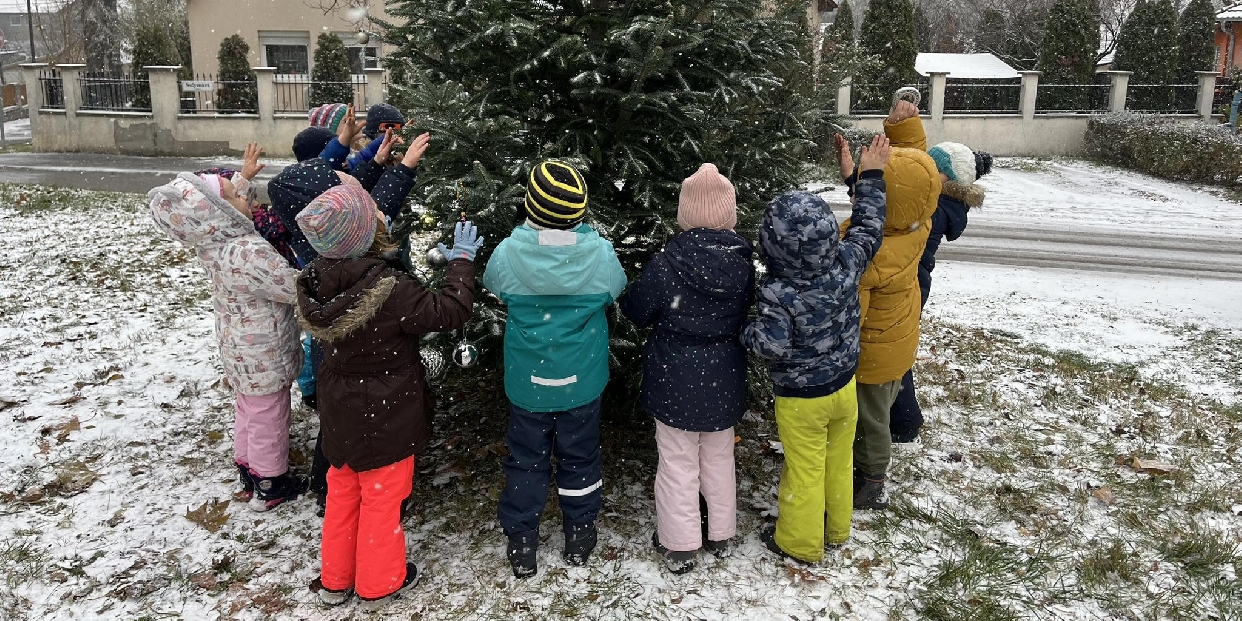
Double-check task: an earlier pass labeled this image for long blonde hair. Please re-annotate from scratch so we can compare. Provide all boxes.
[368,219,399,256]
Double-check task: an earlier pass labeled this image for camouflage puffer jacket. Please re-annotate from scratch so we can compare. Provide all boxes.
[741,177,886,398]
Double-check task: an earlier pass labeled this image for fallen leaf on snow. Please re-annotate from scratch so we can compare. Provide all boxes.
[185,499,230,533]
[48,395,83,407]
[1124,456,1177,475]
[188,571,218,590]
[0,396,24,411]
[1091,487,1116,505]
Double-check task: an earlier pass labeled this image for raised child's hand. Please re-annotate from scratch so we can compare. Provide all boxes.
[834,133,855,181]
[374,128,397,165]
[401,132,431,169]
[338,104,365,146]
[436,220,485,263]
[241,142,265,180]
[858,134,891,172]
[887,100,919,124]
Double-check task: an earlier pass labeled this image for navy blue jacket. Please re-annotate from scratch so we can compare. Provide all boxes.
[741,179,886,398]
[918,181,979,306]
[619,228,755,432]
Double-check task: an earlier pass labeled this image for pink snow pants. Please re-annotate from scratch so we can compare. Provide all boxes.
[654,420,737,552]
[233,388,291,478]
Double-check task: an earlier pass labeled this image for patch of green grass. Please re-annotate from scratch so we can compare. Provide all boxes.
[0,183,135,213]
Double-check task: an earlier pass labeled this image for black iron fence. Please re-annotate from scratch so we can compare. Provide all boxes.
[850,82,929,115]
[179,73,259,114]
[78,72,150,112]
[1125,84,1199,114]
[273,77,366,114]
[1036,82,1111,113]
[38,69,63,109]
[942,80,1021,114]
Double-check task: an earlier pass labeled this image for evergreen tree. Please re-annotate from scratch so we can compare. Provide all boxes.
[1176,0,1217,80]
[1037,0,1100,84]
[826,0,855,47]
[130,23,180,109]
[216,35,258,113]
[914,3,932,52]
[1114,0,1179,109]
[81,0,122,74]
[310,33,356,107]
[858,0,919,110]
[377,0,852,393]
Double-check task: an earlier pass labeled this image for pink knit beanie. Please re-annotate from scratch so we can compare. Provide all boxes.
[677,163,737,231]
[295,184,378,259]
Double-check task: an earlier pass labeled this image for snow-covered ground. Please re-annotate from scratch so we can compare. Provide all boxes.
[2,118,30,143]
[0,161,1239,620]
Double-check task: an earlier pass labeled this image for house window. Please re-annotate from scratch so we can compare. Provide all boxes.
[259,31,310,75]
[10,14,23,27]
[334,33,380,74]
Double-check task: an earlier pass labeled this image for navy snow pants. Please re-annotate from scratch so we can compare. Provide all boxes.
[498,397,603,539]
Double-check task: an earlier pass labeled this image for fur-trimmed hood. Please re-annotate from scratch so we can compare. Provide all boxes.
[941,180,985,209]
[298,257,396,343]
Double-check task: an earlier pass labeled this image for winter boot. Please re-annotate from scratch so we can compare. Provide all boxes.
[760,525,806,565]
[854,477,888,510]
[301,393,318,411]
[359,562,420,612]
[250,471,309,512]
[507,532,538,579]
[309,576,352,607]
[563,522,597,566]
[235,462,255,500]
[315,492,327,518]
[652,531,696,575]
[704,538,733,559]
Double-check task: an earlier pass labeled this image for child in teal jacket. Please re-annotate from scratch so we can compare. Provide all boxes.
[482,160,627,579]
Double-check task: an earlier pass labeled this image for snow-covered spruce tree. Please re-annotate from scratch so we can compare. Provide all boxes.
[216,35,258,113]
[1114,0,1179,109]
[826,0,855,47]
[1177,0,1218,81]
[377,0,843,402]
[1036,0,1101,109]
[858,0,919,110]
[310,33,356,108]
[81,0,122,74]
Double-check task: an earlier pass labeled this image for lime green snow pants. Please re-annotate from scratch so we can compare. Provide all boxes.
[773,378,858,562]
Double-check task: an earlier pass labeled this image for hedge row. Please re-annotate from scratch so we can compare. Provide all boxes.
[1084,113,1242,186]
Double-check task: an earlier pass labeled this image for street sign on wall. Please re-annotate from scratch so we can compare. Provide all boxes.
[180,81,214,93]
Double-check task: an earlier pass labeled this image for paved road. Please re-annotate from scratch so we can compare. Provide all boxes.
[3,152,1239,280]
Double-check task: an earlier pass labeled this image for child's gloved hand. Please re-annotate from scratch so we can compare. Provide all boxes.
[436,220,485,262]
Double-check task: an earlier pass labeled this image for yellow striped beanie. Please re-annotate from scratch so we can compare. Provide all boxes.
[524,160,588,230]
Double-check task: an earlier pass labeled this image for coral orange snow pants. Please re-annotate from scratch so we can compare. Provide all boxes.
[320,456,414,599]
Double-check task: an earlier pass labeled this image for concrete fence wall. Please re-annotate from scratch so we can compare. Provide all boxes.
[20,64,1226,158]
[21,64,388,158]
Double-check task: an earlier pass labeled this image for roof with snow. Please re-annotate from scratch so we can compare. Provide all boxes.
[1220,3,1242,20]
[915,53,1020,79]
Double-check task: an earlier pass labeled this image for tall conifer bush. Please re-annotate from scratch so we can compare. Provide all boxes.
[216,35,257,113]
[310,33,356,107]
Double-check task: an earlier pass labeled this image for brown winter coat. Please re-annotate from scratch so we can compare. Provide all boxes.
[297,256,476,472]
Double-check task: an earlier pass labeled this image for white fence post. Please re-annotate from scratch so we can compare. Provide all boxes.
[836,76,852,116]
[254,67,276,123]
[1106,71,1132,113]
[146,66,182,129]
[20,63,45,147]
[1196,71,1219,121]
[364,67,385,108]
[1019,71,1041,121]
[929,72,948,123]
[57,64,85,119]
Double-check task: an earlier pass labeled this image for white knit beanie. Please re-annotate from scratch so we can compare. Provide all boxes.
[928,142,977,184]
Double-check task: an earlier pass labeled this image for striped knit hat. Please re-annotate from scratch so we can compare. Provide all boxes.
[295,184,377,260]
[524,160,588,230]
[308,103,349,133]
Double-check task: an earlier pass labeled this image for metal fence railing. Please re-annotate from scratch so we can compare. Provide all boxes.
[39,69,63,109]
[1213,85,1235,116]
[179,73,259,114]
[850,82,929,115]
[78,71,150,112]
[1125,84,1199,114]
[942,80,1021,114]
[1036,83,1111,113]
[273,77,366,113]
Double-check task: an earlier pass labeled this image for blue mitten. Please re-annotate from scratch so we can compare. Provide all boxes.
[436,220,484,262]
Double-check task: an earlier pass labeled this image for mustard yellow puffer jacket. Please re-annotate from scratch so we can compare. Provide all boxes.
[842,116,941,385]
